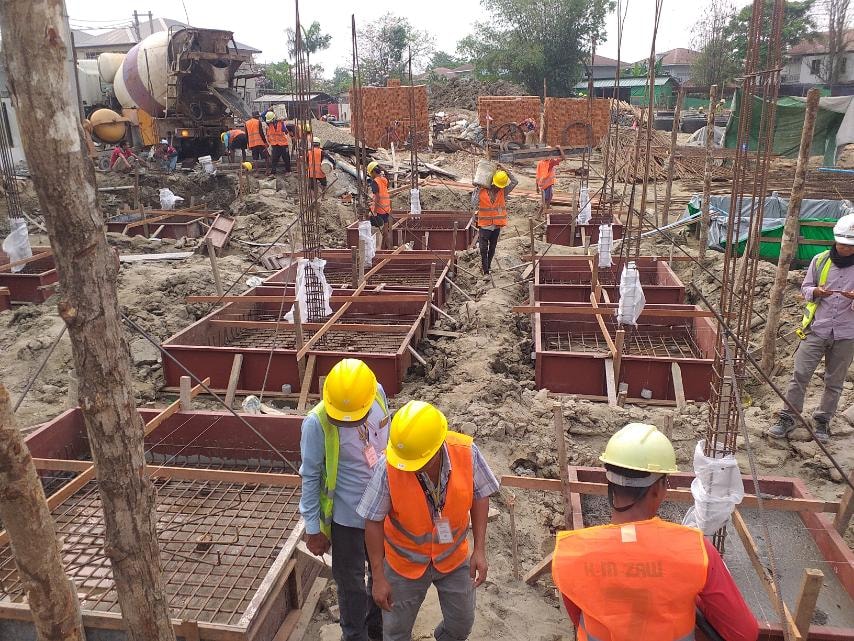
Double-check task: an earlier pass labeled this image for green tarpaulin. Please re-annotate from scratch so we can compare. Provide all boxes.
[722,218,837,261]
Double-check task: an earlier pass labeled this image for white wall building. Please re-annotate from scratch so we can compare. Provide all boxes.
[784,31,854,86]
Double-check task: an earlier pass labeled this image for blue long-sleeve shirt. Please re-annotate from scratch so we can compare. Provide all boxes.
[299,385,390,534]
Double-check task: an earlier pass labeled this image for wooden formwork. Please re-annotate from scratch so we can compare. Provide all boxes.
[345,212,476,253]
[0,246,58,304]
[545,210,624,247]
[0,287,10,312]
[0,407,319,641]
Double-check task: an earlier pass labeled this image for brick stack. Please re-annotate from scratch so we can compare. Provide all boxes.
[544,98,610,147]
[477,96,541,134]
[350,83,429,149]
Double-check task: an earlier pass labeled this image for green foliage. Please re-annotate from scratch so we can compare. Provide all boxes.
[457,0,614,96]
[624,59,663,79]
[358,13,435,86]
[264,60,293,93]
[690,0,739,88]
[724,0,816,71]
[430,51,466,69]
[327,66,354,96]
[286,21,333,58]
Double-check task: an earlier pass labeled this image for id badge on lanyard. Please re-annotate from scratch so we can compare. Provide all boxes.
[434,515,453,544]
[358,424,379,468]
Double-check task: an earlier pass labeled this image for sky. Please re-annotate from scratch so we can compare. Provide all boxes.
[65,0,756,74]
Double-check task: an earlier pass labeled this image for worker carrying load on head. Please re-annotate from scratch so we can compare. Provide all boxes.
[222,128,248,164]
[245,111,269,173]
[769,213,854,444]
[358,400,499,641]
[366,161,391,229]
[535,148,565,211]
[307,138,335,189]
[299,358,390,641]
[471,166,518,276]
[552,423,759,641]
[265,111,291,175]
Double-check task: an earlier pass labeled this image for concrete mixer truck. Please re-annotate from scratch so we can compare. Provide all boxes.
[112,26,254,159]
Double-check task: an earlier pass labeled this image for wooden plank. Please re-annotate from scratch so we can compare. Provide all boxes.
[407,345,427,366]
[285,577,328,641]
[613,329,625,384]
[224,354,244,408]
[524,553,553,586]
[499,475,841,513]
[297,355,316,412]
[794,568,824,637]
[732,509,803,641]
[515,304,715,318]
[119,252,194,262]
[0,249,53,273]
[833,469,854,535]
[553,406,571,528]
[428,329,463,338]
[604,358,618,407]
[671,362,686,410]
[185,294,429,304]
[589,292,618,356]
[180,375,192,410]
[143,377,211,434]
[208,320,413,334]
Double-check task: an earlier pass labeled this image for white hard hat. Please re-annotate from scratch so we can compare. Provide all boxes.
[834,213,854,245]
[160,139,168,144]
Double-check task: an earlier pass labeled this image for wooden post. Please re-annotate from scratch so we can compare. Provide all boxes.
[358,238,366,284]
[529,218,537,269]
[224,353,244,408]
[662,411,675,439]
[760,88,821,374]
[662,88,684,227]
[698,85,719,261]
[452,220,459,253]
[294,303,306,380]
[206,238,224,296]
[179,375,192,410]
[834,468,854,535]
[0,2,178,639]
[553,404,572,528]
[507,491,520,580]
[350,246,359,288]
[794,568,824,637]
[613,329,626,385]
[0,384,86,641]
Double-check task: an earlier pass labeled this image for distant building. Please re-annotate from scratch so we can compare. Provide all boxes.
[586,54,631,81]
[253,93,337,119]
[575,76,680,108]
[0,61,26,164]
[430,64,475,80]
[784,30,854,89]
[633,48,699,84]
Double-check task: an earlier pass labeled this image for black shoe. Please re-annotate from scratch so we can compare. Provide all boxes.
[767,415,795,439]
[814,419,830,444]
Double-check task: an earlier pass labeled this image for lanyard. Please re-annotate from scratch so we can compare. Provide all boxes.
[417,453,447,516]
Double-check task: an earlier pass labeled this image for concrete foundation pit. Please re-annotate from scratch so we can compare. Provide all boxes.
[105,209,225,240]
[545,210,624,247]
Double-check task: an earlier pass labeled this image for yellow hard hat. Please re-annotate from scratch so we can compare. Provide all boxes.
[323,358,378,422]
[221,132,227,144]
[492,170,510,188]
[242,161,253,171]
[386,400,448,471]
[265,111,275,122]
[366,161,380,175]
[599,423,678,474]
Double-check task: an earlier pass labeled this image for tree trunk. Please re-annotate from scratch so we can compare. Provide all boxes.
[0,2,176,640]
[759,88,821,374]
[0,384,86,641]
[661,88,684,227]
[698,85,719,261]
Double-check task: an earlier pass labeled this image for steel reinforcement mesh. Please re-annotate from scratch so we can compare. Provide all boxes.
[543,320,704,358]
[223,326,405,353]
[0,470,301,626]
[539,265,661,287]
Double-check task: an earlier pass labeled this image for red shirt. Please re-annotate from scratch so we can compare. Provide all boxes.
[561,538,758,641]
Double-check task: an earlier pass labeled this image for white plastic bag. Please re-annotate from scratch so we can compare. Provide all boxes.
[682,440,744,535]
[410,188,422,216]
[159,188,184,210]
[2,218,32,273]
[578,187,592,224]
[616,261,645,325]
[597,224,613,268]
[358,220,376,267]
[285,258,333,322]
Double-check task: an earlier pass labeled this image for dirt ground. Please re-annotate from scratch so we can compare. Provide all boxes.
[2,148,853,641]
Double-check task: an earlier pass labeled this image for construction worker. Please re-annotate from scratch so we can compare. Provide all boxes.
[535,149,565,211]
[366,161,391,228]
[222,128,248,163]
[471,167,518,276]
[109,141,140,172]
[245,111,269,173]
[153,138,178,173]
[553,423,759,641]
[265,111,291,175]
[308,138,331,188]
[299,358,390,641]
[769,213,854,443]
[358,400,499,641]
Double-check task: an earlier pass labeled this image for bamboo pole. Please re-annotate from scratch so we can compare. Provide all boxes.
[698,85,719,261]
[661,88,684,227]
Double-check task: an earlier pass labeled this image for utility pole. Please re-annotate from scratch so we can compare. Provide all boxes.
[147,10,154,39]
[0,2,177,641]
[132,9,141,40]
[0,384,86,641]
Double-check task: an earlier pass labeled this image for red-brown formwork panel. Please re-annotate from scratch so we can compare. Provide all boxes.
[0,246,58,304]
[534,256,686,305]
[2,407,316,641]
[162,294,428,396]
[346,212,476,253]
[568,467,854,639]
[0,287,10,312]
[545,210,625,247]
[105,213,213,239]
[533,302,716,402]
[264,249,452,311]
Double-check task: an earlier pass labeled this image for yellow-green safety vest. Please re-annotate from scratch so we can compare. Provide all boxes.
[311,391,388,537]
[797,250,833,340]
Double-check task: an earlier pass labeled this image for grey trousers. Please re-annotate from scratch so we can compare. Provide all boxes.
[382,561,475,641]
[331,522,383,641]
[780,333,854,423]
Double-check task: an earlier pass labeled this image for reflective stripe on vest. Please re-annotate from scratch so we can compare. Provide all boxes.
[245,118,264,148]
[577,614,695,641]
[307,147,324,178]
[552,518,708,641]
[372,176,391,215]
[477,188,507,228]
[267,121,289,146]
[311,391,388,538]
[384,431,474,579]
[536,160,556,190]
[798,250,833,339]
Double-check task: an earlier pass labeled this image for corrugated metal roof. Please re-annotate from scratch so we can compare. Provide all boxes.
[255,94,329,102]
[574,76,677,89]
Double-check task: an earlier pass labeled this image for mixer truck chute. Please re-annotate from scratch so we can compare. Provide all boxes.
[113,27,254,158]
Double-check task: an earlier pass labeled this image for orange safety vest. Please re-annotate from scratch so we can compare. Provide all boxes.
[307,147,324,178]
[384,431,474,579]
[536,159,557,190]
[477,188,507,228]
[267,121,289,146]
[553,518,708,641]
[245,118,264,148]
[372,175,391,215]
[227,128,244,140]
